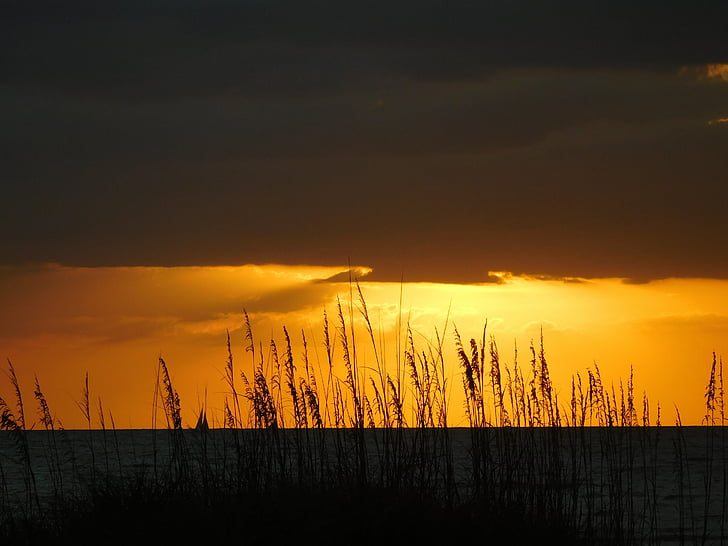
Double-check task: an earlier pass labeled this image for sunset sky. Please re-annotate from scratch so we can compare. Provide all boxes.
[2,2,728,428]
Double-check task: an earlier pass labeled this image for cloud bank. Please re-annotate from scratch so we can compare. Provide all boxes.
[2,1,727,282]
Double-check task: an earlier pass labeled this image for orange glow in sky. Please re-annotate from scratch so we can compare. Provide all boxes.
[705,63,728,82]
[1,264,726,428]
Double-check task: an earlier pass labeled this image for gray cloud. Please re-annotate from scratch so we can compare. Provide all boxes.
[4,1,727,99]
[2,1,728,282]
[5,69,726,168]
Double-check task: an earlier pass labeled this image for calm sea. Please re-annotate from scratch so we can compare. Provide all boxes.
[1,427,726,544]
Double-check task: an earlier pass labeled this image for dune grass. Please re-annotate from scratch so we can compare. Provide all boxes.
[0,290,726,544]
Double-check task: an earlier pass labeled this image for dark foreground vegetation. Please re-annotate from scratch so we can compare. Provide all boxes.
[3,481,584,546]
[1,294,726,544]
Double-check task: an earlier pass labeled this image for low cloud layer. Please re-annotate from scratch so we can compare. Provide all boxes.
[0,264,350,344]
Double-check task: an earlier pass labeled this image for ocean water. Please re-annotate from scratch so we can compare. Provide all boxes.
[1,427,726,544]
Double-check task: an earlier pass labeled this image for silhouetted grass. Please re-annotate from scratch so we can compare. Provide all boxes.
[1,290,726,545]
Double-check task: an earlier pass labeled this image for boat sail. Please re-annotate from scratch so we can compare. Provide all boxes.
[195,407,209,430]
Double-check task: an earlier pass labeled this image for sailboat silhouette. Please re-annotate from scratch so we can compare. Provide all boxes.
[195,407,209,430]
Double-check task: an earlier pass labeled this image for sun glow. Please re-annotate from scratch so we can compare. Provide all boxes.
[1,264,727,428]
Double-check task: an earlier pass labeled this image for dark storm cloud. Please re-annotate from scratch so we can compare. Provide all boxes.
[2,1,728,281]
[4,69,727,164]
[3,0,728,99]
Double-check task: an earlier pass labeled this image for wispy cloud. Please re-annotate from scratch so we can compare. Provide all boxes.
[0,263,352,343]
[634,313,728,336]
[705,64,728,82]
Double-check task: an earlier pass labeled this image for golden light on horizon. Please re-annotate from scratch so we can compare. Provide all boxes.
[1,264,727,428]
[705,63,728,82]
[680,63,728,82]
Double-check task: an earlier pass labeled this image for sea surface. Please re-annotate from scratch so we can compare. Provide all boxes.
[1,427,726,544]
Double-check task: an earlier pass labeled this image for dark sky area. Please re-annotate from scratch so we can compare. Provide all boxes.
[2,1,728,282]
